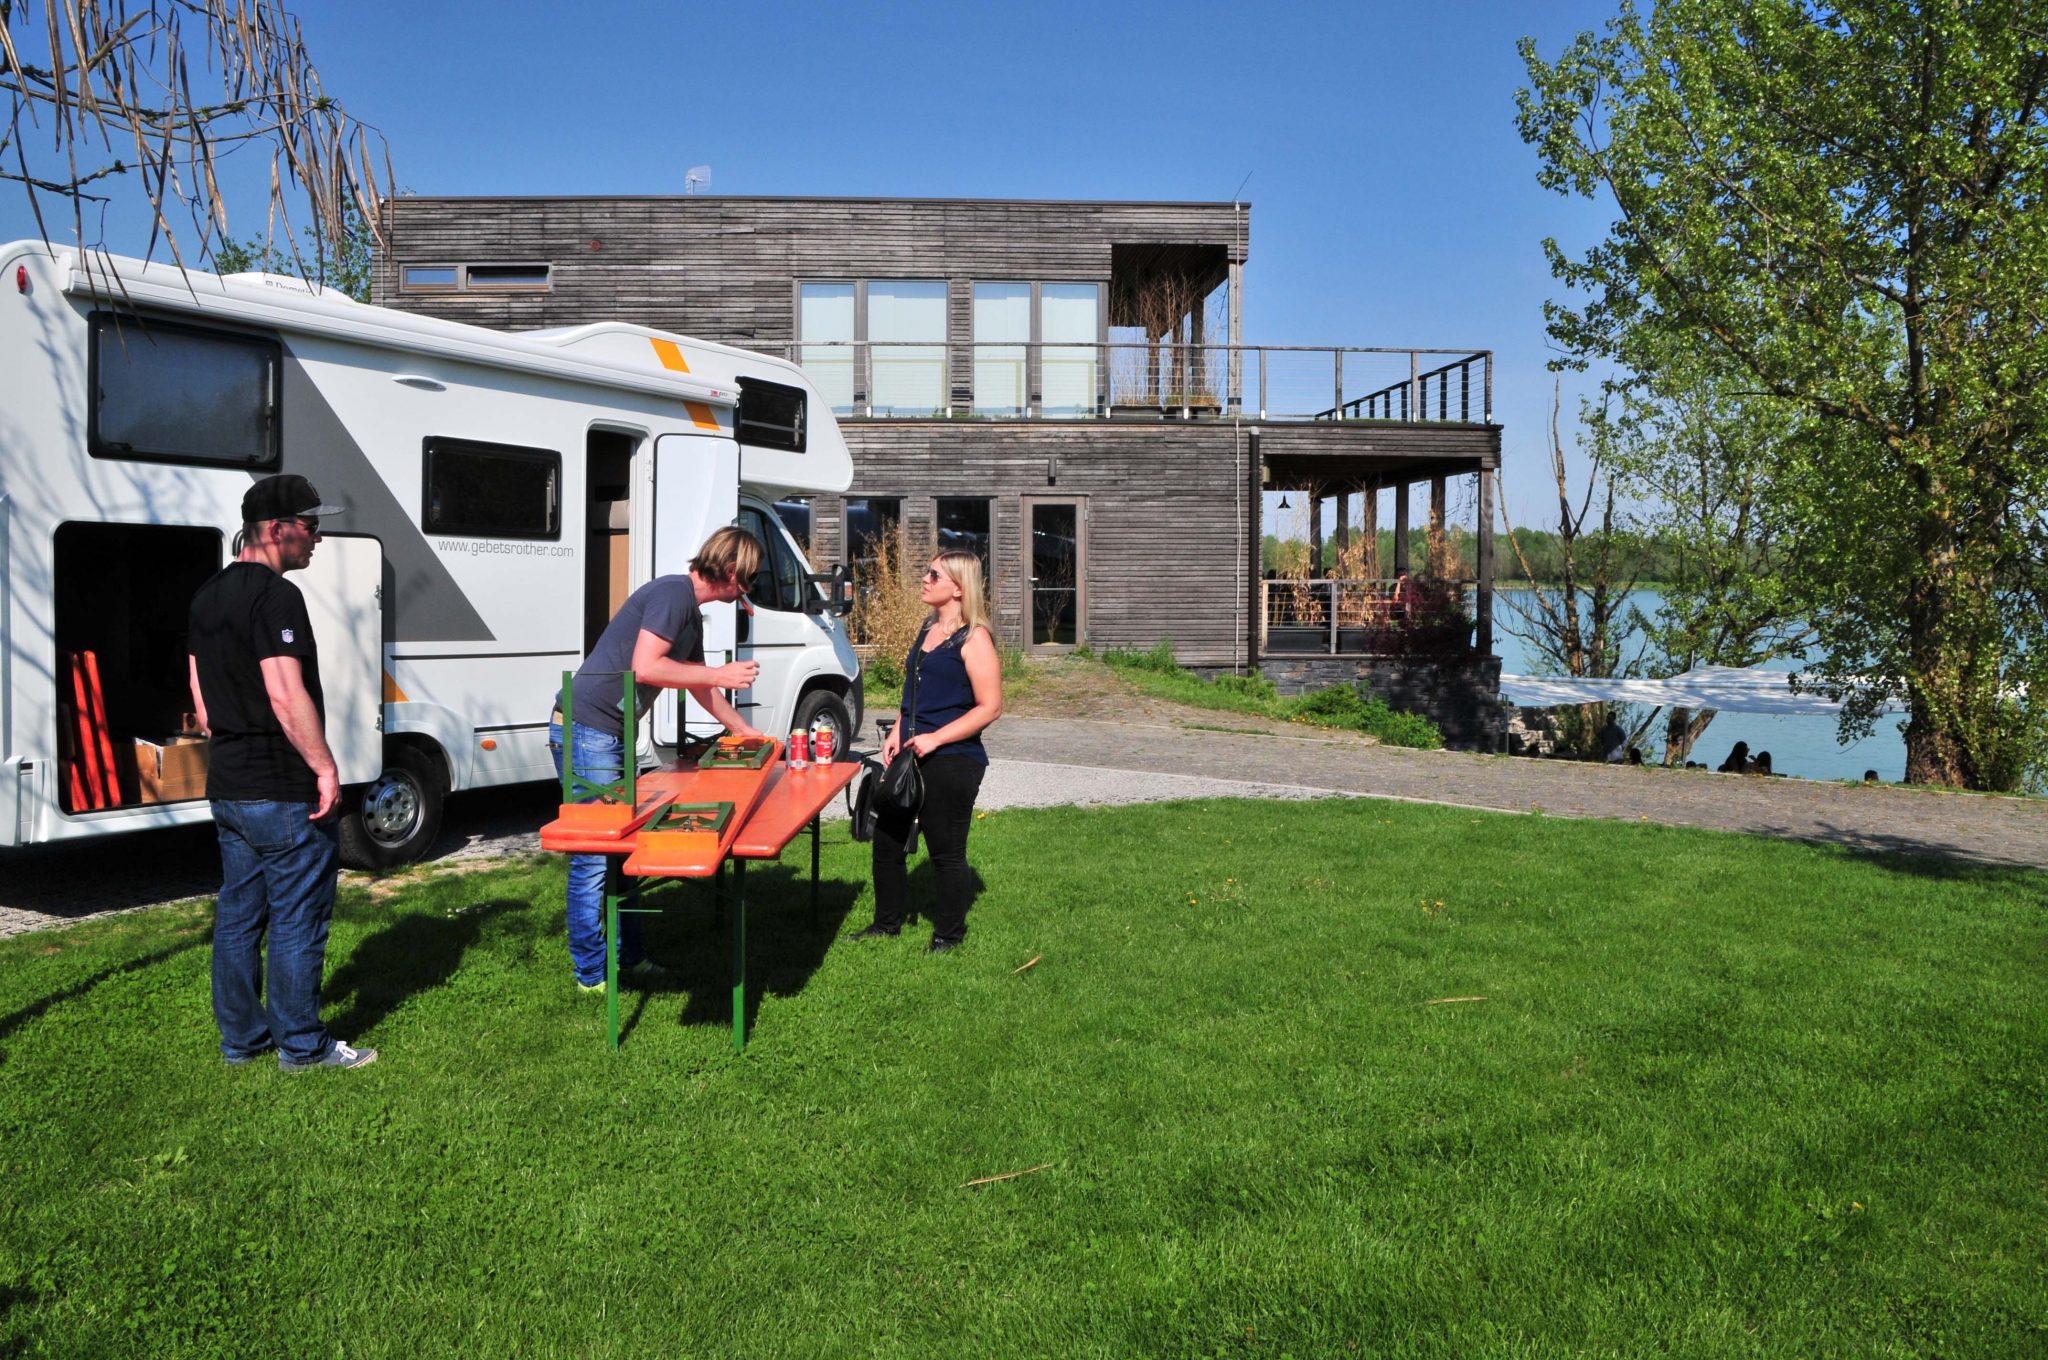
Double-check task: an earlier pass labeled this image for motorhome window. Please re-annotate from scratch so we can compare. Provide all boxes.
[88,315,279,468]
[739,505,806,612]
[464,263,552,291]
[772,497,812,553]
[423,438,561,539]
[737,378,807,453]
[400,264,459,291]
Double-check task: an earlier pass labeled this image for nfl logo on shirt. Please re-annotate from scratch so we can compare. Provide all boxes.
[282,628,295,643]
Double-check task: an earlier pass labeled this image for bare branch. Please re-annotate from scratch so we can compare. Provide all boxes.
[4,0,389,271]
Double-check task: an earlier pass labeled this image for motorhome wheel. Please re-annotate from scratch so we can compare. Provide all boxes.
[339,745,446,868]
[792,690,853,763]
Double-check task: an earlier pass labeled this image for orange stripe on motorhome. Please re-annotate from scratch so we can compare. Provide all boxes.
[683,400,721,431]
[650,338,691,373]
[383,670,410,704]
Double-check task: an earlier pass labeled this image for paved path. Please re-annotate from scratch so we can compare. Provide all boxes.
[984,718,2048,871]
[5,716,2042,939]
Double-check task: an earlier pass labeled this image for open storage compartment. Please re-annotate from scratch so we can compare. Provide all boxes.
[53,522,222,811]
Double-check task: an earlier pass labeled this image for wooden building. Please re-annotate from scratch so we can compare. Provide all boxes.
[371,195,1504,739]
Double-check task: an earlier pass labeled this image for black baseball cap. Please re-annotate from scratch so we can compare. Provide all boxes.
[243,474,344,523]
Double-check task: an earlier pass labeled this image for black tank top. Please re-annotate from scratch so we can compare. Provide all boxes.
[905,625,988,765]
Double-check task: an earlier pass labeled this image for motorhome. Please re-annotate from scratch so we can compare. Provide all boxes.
[0,241,861,867]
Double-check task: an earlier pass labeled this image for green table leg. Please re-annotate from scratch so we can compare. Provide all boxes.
[731,858,748,1052]
[605,859,622,1052]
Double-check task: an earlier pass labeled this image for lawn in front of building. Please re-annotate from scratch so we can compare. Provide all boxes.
[1,799,2041,1358]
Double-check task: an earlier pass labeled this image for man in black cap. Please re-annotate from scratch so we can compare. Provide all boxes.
[187,474,376,1071]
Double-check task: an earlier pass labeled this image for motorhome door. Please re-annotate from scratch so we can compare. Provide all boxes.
[295,535,384,784]
[650,432,742,746]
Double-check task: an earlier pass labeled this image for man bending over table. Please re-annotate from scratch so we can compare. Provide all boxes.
[549,526,766,991]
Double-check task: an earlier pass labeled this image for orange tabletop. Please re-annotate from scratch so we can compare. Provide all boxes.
[731,761,860,859]
[538,741,781,867]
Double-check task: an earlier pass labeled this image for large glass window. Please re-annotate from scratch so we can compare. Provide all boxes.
[845,497,902,577]
[867,281,946,416]
[799,283,855,416]
[1042,283,1101,416]
[89,315,279,468]
[937,498,992,582]
[973,283,1030,417]
[422,437,561,539]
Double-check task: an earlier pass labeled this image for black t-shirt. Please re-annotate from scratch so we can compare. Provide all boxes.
[570,575,704,736]
[188,562,326,801]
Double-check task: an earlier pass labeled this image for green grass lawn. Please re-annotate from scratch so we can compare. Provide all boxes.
[2,800,2043,1358]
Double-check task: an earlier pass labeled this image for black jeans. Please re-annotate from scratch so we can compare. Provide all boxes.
[871,756,986,943]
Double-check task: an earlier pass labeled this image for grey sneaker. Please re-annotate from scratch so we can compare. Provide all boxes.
[279,1040,378,1072]
[623,958,670,984]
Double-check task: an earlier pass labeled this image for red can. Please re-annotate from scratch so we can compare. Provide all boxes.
[787,729,809,768]
[812,726,836,764]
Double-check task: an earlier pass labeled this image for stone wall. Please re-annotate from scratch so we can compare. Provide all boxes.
[1252,654,1506,750]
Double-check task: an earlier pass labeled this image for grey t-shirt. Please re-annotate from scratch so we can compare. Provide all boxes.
[570,575,704,736]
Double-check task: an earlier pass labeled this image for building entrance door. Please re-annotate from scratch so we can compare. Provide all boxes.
[1022,497,1085,649]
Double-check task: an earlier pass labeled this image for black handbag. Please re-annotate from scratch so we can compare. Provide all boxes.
[847,761,881,842]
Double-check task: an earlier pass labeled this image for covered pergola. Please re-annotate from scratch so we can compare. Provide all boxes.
[1249,422,1499,658]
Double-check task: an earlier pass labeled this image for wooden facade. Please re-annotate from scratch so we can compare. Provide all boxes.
[371,195,1498,671]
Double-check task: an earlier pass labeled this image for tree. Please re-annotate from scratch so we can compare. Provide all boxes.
[1499,385,1648,758]
[1520,0,2048,790]
[214,202,371,300]
[1591,350,1817,764]
[2,0,388,276]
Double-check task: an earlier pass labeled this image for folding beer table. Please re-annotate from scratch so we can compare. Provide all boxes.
[539,675,860,1052]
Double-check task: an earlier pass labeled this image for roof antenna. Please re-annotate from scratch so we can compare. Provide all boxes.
[1230,171,1252,203]
[684,166,712,195]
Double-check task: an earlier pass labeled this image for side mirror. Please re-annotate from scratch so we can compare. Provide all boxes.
[806,564,854,616]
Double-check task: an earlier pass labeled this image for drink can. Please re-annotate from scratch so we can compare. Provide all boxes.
[812,725,836,764]
[787,729,809,768]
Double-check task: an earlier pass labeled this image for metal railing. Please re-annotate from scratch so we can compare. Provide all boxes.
[1260,577,1478,656]
[766,341,1492,424]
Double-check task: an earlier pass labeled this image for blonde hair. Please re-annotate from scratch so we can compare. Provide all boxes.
[930,550,992,638]
[692,525,764,589]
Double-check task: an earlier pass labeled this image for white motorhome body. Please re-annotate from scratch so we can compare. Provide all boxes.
[0,242,859,865]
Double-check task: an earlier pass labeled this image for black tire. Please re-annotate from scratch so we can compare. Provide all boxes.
[792,688,854,763]
[338,744,445,869]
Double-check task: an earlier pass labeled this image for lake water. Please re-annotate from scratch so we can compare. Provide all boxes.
[1493,590,1908,784]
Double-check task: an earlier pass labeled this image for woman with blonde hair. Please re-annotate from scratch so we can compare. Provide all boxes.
[854,549,1003,952]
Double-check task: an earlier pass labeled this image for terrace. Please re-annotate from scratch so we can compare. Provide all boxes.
[774,335,1501,666]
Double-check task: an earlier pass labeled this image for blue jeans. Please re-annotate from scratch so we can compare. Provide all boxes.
[549,721,643,985]
[210,799,341,1064]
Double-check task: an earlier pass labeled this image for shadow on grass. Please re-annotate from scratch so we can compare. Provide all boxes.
[1769,823,2048,890]
[322,899,522,1040]
[0,931,214,1050]
[602,863,865,1044]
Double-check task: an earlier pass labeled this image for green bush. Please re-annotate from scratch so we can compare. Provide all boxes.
[1211,672,1278,702]
[1102,638,1181,674]
[862,650,904,693]
[1097,645,1443,749]
[1279,684,1445,750]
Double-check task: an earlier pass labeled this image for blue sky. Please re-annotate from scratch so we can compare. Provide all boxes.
[3,0,1627,526]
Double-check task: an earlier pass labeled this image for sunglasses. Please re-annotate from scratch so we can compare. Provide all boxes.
[922,567,947,583]
[293,517,322,535]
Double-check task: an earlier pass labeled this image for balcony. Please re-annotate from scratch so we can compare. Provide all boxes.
[770,341,1492,425]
